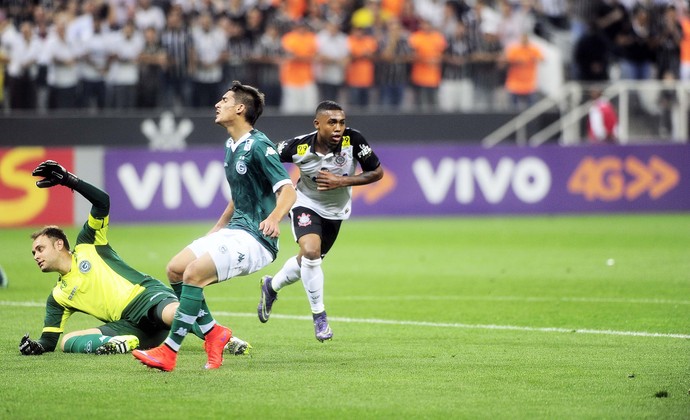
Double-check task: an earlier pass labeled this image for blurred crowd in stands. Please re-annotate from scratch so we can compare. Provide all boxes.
[0,0,689,115]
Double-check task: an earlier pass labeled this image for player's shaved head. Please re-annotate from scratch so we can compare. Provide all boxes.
[315,100,343,117]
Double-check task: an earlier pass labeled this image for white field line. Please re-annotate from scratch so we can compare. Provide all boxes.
[4,300,688,340]
[209,295,690,305]
[318,296,690,305]
[8,295,690,305]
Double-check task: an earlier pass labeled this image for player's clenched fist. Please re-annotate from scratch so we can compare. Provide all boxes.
[32,160,79,189]
[19,333,45,355]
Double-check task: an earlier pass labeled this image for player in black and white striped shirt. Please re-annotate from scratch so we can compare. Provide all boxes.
[257,100,384,342]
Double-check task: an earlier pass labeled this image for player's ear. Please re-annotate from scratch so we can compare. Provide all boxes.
[313,119,319,129]
[54,239,64,251]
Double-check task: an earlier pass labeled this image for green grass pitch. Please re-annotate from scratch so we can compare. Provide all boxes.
[0,214,688,418]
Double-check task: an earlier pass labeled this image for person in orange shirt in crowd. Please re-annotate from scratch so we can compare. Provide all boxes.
[381,0,405,17]
[285,0,308,21]
[346,26,378,108]
[280,19,318,114]
[503,32,543,110]
[407,18,447,111]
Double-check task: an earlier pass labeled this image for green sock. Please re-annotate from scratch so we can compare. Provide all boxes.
[171,281,204,339]
[166,284,204,350]
[196,299,217,334]
[170,281,182,298]
[63,334,110,354]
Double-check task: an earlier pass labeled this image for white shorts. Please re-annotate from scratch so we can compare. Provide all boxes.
[187,228,273,283]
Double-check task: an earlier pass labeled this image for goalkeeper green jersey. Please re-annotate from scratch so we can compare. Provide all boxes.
[41,184,176,347]
[224,129,293,259]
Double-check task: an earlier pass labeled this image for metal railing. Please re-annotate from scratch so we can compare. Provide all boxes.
[482,80,690,147]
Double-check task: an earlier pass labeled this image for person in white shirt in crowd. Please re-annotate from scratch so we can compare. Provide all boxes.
[6,20,42,109]
[106,20,144,109]
[79,16,111,110]
[497,0,536,48]
[134,0,166,32]
[315,19,349,103]
[45,15,81,109]
[20,6,52,112]
[107,0,137,29]
[67,0,98,45]
[189,11,227,108]
[414,0,446,29]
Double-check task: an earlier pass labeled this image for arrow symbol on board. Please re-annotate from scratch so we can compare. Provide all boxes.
[352,166,395,204]
[624,155,679,200]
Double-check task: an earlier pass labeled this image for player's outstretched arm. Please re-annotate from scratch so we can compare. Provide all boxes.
[32,160,79,189]
[32,160,110,218]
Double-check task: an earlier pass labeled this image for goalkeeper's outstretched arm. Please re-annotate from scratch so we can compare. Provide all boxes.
[73,178,110,220]
[32,160,110,218]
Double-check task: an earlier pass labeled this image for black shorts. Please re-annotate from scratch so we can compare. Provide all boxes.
[290,206,342,258]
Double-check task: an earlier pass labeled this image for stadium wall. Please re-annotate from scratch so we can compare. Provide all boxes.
[0,110,540,146]
[1,143,688,227]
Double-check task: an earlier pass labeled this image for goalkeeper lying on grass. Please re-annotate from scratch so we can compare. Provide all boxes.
[20,160,251,357]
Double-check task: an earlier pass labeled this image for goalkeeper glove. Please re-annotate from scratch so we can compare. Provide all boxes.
[19,333,45,356]
[32,160,79,189]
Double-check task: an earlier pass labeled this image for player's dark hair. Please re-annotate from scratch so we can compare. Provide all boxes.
[315,100,343,117]
[31,226,70,251]
[229,80,265,125]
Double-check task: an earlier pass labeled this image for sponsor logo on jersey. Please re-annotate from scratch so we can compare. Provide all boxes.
[237,252,245,264]
[219,245,228,254]
[236,161,247,175]
[342,136,351,147]
[297,212,312,227]
[277,141,287,155]
[79,260,91,273]
[297,144,309,156]
[266,147,277,156]
[358,144,372,159]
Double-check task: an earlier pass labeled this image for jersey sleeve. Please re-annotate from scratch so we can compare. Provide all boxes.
[74,180,111,247]
[349,129,381,172]
[37,292,73,352]
[257,140,293,192]
[276,136,299,163]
